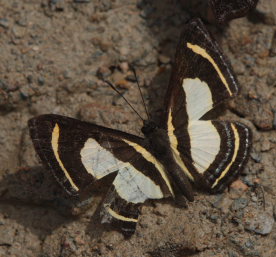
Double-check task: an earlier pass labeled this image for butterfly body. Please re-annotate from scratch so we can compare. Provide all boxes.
[142,122,195,201]
[28,19,251,236]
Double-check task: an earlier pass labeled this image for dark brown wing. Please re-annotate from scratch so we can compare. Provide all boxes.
[28,114,174,235]
[209,0,259,23]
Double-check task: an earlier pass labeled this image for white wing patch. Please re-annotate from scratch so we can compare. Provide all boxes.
[81,138,126,179]
[122,139,174,197]
[189,120,221,173]
[182,78,213,120]
[81,137,164,203]
[113,166,163,204]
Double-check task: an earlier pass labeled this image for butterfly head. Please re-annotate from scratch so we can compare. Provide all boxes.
[141,120,157,135]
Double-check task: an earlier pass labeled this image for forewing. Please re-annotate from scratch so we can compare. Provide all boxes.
[164,18,239,127]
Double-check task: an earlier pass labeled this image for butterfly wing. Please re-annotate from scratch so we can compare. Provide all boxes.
[164,19,251,192]
[28,114,173,235]
[209,0,259,23]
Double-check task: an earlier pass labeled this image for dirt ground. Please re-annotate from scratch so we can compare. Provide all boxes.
[0,0,275,256]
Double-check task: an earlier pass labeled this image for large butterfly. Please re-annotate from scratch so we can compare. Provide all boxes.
[28,18,251,236]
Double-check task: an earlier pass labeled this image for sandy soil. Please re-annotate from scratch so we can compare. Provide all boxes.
[0,0,275,256]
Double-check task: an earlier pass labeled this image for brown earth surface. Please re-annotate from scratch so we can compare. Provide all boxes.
[0,0,275,257]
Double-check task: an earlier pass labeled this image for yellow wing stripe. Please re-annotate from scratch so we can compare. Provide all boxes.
[107,207,138,223]
[212,124,240,188]
[167,110,194,181]
[187,42,232,96]
[122,139,174,197]
[51,123,79,191]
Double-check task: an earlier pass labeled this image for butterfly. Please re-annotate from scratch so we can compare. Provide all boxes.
[209,0,259,23]
[28,18,251,236]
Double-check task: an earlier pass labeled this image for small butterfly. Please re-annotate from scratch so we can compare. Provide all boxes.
[28,18,251,236]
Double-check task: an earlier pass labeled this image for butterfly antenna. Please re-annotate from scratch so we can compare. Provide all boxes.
[131,66,150,120]
[102,79,144,122]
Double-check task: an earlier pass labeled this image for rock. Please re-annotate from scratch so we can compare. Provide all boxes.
[50,0,66,11]
[261,138,271,151]
[20,91,29,100]
[230,180,249,193]
[125,74,137,83]
[250,152,262,163]
[158,55,171,64]
[12,25,26,38]
[37,77,45,86]
[26,75,33,84]
[119,62,129,73]
[0,225,14,246]
[244,208,274,235]
[231,198,248,211]
[212,193,233,213]
[0,18,9,29]
[111,71,124,82]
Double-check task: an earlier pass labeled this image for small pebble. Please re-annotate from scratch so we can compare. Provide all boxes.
[244,239,255,249]
[16,17,28,27]
[125,74,137,83]
[119,62,129,73]
[37,77,45,86]
[231,198,248,211]
[244,212,274,235]
[209,214,219,224]
[242,177,254,187]
[12,25,26,38]
[0,18,9,29]
[0,79,7,90]
[111,71,125,84]
[27,75,33,84]
[261,138,271,151]
[251,195,258,202]
[20,91,28,100]
[250,152,262,163]
[158,55,171,64]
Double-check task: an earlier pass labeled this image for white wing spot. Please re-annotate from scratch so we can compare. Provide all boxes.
[182,78,213,120]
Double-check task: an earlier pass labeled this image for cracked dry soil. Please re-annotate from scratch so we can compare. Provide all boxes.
[0,0,275,257]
